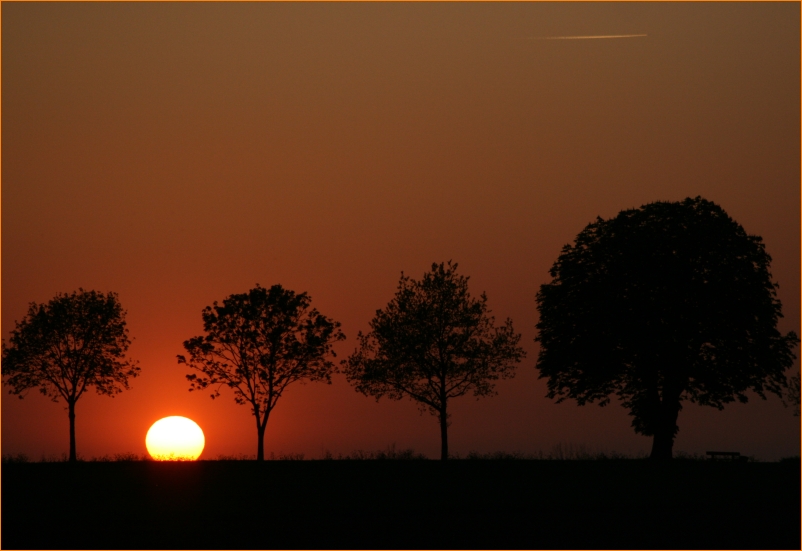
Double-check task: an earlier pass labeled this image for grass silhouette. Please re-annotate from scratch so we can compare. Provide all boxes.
[1,444,778,463]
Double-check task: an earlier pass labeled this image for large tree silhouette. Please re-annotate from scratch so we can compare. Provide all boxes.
[178,284,344,461]
[343,262,525,460]
[2,289,140,462]
[535,197,799,459]
[784,370,800,417]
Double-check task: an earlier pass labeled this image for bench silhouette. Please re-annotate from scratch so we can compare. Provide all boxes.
[706,451,748,461]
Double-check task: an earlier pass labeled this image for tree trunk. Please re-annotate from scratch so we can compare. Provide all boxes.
[68,400,77,462]
[650,427,675,460]
[257,424,266,461]
[253,402,271,462]
[439,409,448,461]
[649,394,681,460]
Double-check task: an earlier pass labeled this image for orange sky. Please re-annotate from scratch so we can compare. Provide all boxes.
[3,2,799,461]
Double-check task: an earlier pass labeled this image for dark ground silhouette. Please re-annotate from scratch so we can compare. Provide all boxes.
[2,459,799,549]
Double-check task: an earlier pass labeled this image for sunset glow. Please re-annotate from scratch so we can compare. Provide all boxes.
[146,416,205,461]
[2,2,798,463]
[2,3,798,548]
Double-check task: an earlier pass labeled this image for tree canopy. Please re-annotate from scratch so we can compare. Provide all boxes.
[2,289,140,461]
[535,197,799,459]
[784,370,800,417]
[178,284,344,460]
[343,261,525,460]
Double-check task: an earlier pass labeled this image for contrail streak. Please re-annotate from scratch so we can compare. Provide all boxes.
[530,34,648,40]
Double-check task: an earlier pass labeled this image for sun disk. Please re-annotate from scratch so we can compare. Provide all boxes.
[146,416,205,461]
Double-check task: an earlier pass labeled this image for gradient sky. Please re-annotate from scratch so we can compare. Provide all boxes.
[3,2,799,461]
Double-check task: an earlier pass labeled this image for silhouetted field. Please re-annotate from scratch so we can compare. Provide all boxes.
[3,459,799,549]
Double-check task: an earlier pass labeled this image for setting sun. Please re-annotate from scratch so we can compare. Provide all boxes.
[146,416,205,461]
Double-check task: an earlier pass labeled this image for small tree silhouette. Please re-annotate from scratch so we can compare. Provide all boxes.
[178,285,344,461]
[535,197,799,459]
[343,262,525,460]
[2,290,140,462]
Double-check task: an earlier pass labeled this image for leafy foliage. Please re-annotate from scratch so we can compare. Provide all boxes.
[178,284,344,460]
[2,289,139,402]
[2,290,139,461]
[343,261,525,459]
[783,370,800,417]
[535,197,798,458]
